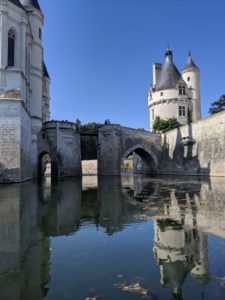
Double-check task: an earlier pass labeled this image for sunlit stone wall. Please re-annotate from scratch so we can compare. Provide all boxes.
[161,110,225,176]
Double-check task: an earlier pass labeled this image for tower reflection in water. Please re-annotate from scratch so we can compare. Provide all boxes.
[0,175,224,299]
[153,190,209,300]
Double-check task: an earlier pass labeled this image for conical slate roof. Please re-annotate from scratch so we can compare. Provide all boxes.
[9,0,25,10]
[19,0,41,11]
[43,62,50,79]
[184,52,199,70]
[154,49,182,91]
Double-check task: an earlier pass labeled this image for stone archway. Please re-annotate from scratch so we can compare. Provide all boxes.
[38,151,52,179]
[121,144,158,175]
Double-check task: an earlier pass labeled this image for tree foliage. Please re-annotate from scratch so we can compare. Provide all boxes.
[187,108,192,124]
[153,116,181,133]
[74,119,98,160]
[80,122,97,132]
[209,95,225,115]
[75,118,81,129]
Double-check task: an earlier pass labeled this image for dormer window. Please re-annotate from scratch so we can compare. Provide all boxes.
[8,29,15,67]
[179,85,186,95]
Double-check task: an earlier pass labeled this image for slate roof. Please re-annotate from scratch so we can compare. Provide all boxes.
[43,62,50,79]
[154,49,182,91]
[184,53,199,70]
[19,0,41,11]
[9,0,25,10]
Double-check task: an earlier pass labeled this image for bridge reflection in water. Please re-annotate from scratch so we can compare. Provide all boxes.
[0,176,225,299]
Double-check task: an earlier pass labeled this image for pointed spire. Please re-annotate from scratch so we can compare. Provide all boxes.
[9,0,25,10]
[19,0,41,11]
[184,52,199,70]
[154,49,181,91]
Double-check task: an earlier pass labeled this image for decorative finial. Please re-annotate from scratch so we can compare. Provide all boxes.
[188,50,191,57]
[167,40,170,50]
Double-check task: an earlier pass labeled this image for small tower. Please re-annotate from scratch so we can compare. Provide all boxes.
[20,0,44,122]
[148,49,201,131]
[182,52,201,122]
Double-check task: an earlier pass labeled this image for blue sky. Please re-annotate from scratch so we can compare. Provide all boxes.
[39,0,225,130]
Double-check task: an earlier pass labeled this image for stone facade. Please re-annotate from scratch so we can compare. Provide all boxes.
[38,121,82,178]
[0,0,50,182]
[161,111,225,176]
[98,125,161,175]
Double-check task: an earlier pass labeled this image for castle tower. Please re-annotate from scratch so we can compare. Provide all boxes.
[148,49,201,131]
[0,0,50,182]
[182,52,201,122]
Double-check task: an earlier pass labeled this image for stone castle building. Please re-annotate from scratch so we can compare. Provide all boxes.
[148,49,201,131]
[0,0,50,182]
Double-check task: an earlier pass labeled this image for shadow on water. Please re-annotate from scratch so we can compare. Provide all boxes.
[0,175,225,299]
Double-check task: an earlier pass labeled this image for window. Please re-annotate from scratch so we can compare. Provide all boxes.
[187,77,190,82]
[152,110,155,120]
[39,28,42,40]
[160,92,164,96]
[179,106,186,117]
[8,29,15,67]
[179,85,186,95]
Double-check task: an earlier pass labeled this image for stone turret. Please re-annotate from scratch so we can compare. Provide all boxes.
[182,52,201,122]
[148,49,201,131]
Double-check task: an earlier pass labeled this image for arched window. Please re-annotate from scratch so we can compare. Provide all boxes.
[8,29,15,67]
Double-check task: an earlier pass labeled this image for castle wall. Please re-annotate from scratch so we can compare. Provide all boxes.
[20,102,33,181]
[39,121,82,178]
[0,100,21,182]
[0,99,33,182]
[161,111,225,176]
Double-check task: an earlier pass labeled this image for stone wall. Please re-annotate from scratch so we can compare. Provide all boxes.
[82,160,97,175]
[161,111,225,176]
[0,100,33,182]
[98,125,161,175]
[39,121,82,178]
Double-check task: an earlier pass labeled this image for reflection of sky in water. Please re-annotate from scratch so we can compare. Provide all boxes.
[0,176,224,300]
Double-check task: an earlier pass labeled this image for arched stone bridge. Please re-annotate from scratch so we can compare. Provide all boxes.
[38,121,162,178]
[98,125,161,175]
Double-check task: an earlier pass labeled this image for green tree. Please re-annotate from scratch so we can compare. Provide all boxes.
[153,116,181,133]
[75,118,81,129]
[81,122,97,132]
[188,108,192,124]
[209,95,225,115]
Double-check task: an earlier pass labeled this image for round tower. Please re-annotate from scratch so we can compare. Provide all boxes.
[20,0,44,175]
[148,49,190,131]
[182,52,201,122]
[20,0,43,122]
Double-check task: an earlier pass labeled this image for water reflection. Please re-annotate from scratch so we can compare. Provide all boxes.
[0,176,224,299]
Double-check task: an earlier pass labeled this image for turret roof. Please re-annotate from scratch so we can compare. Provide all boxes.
[184,52,199,70]
[154,49,182,91]
[9,0,25,10]
[43,62,50,79]
[19,0,41,11]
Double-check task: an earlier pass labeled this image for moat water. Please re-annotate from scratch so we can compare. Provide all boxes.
[0,175,225,300]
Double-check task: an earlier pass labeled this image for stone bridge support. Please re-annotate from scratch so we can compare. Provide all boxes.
[97,125,162,175]
[38,121,81,178]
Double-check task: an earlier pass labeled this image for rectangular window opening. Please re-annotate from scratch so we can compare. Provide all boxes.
[179,106,186,117]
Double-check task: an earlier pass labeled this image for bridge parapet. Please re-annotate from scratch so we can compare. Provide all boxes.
[43,121,77,131]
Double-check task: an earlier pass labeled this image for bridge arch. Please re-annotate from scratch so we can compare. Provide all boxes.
[121,144,158,174]
[38,151,52,179]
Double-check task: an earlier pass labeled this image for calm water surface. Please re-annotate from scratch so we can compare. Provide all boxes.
[0,175,225,300]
